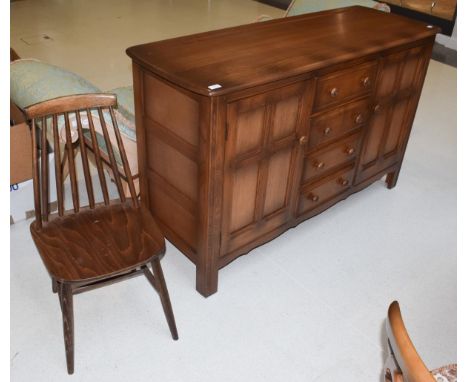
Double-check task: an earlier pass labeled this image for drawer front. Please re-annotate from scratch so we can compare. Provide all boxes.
[314,62,377,110]
[309,98,370,148]
[298,167,355,215]
[302,133,361,184]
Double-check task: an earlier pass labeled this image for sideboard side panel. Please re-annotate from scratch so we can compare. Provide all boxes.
[136,68,201,258]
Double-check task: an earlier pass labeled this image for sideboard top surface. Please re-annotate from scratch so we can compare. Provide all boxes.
[126,6,437,97]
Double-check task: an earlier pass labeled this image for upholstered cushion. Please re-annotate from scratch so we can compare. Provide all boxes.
[10,59,136,142]
[10,59,99,107]
[10,59,139,193]
[108,86,135,122]
[431,364,457,382]
[106,86,136,141]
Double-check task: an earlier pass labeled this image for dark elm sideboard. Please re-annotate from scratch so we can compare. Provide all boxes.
[127,6,438,297]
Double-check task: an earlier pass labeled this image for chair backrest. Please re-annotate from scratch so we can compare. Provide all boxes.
[24,93,138,228]
[385,301,434,382]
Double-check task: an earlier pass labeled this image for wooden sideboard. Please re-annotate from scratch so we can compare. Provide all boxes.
[127,6,438,297]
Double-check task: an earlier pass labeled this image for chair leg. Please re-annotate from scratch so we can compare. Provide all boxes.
[58,283,74,374]
[151,258,178,340]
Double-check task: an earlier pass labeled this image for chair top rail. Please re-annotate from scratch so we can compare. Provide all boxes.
[24,94,117,119]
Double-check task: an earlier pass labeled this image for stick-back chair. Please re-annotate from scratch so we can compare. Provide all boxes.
[384,301,456,382]
[25,93,178,375]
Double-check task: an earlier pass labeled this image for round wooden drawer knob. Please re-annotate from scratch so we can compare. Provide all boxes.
[374,104,381,113]
[308,193,320,202]
[323,127,332,136]
[330,87,339,98]
[345,147,355,155]
[299,136,308,146]
[361,76,371,88]
[338,178,349,186]
[355,113,364,124]
[314,161,325,169]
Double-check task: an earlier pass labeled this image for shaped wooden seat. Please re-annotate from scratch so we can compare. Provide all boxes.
[25,93,178,375]
[30,201,165,282]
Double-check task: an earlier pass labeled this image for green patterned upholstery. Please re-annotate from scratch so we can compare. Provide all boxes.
[108,86,135,123]
[10,59,100,108]
[10,59,136,141]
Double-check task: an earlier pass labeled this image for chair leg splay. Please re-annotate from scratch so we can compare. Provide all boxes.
[151,258,179,340]
[58,283,74,375]
[143,259,179,340]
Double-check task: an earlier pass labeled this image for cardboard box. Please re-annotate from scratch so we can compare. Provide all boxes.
[10,100,32,185]
[10,152,57,223]
[10,122,33,185]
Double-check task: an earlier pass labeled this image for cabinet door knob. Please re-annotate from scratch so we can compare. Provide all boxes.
[307,193,320,202]
[345,147,355,156]
[338,178,349,187]
[299,136,308,146]
[355,113,364,124]
[323,127,332,136]
[314,161,325,169]
[374,104,381,113]
[330,87,339,98]
[361,76,371,88]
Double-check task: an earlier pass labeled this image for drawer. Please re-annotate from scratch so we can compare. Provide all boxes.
[314,61,377,110]
[298,167,355,215]
[302,132,361,184]
[309,98,370,148]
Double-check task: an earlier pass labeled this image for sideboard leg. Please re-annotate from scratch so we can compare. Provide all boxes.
[386,169,400,189]
[196,265,218,297]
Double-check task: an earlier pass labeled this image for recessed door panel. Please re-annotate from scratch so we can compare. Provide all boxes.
[375,52,404,99]
[229,162,260,232]
[272,96,301,141]
[355,45,430,183]
[235,107,265,156]
[263,148,293,216]
[222,81,307,256]
[383,97,410,156]
[399,47,425,92]
[360,105,388,166]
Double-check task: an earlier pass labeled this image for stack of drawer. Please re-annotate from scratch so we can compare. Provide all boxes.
[298,61,378,215]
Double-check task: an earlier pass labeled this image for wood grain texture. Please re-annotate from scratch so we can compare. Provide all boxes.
[128,7,436,296]
[126,6,437,96]
[385,301,435,382]
[30,202,165,283]
[58,283,74,374]
[25,94,178,373]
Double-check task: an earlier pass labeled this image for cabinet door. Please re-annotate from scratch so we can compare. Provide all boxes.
[355,45,431,184]
[221,82,307,256]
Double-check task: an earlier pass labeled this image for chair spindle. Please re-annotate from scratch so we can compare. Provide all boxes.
[97,108,125,202]
[64,112,80,212]
[40,116,49,221]
[86,109,110,205]
[108,107,138,207]
[75,110,95,208]
[52,114,65,216]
